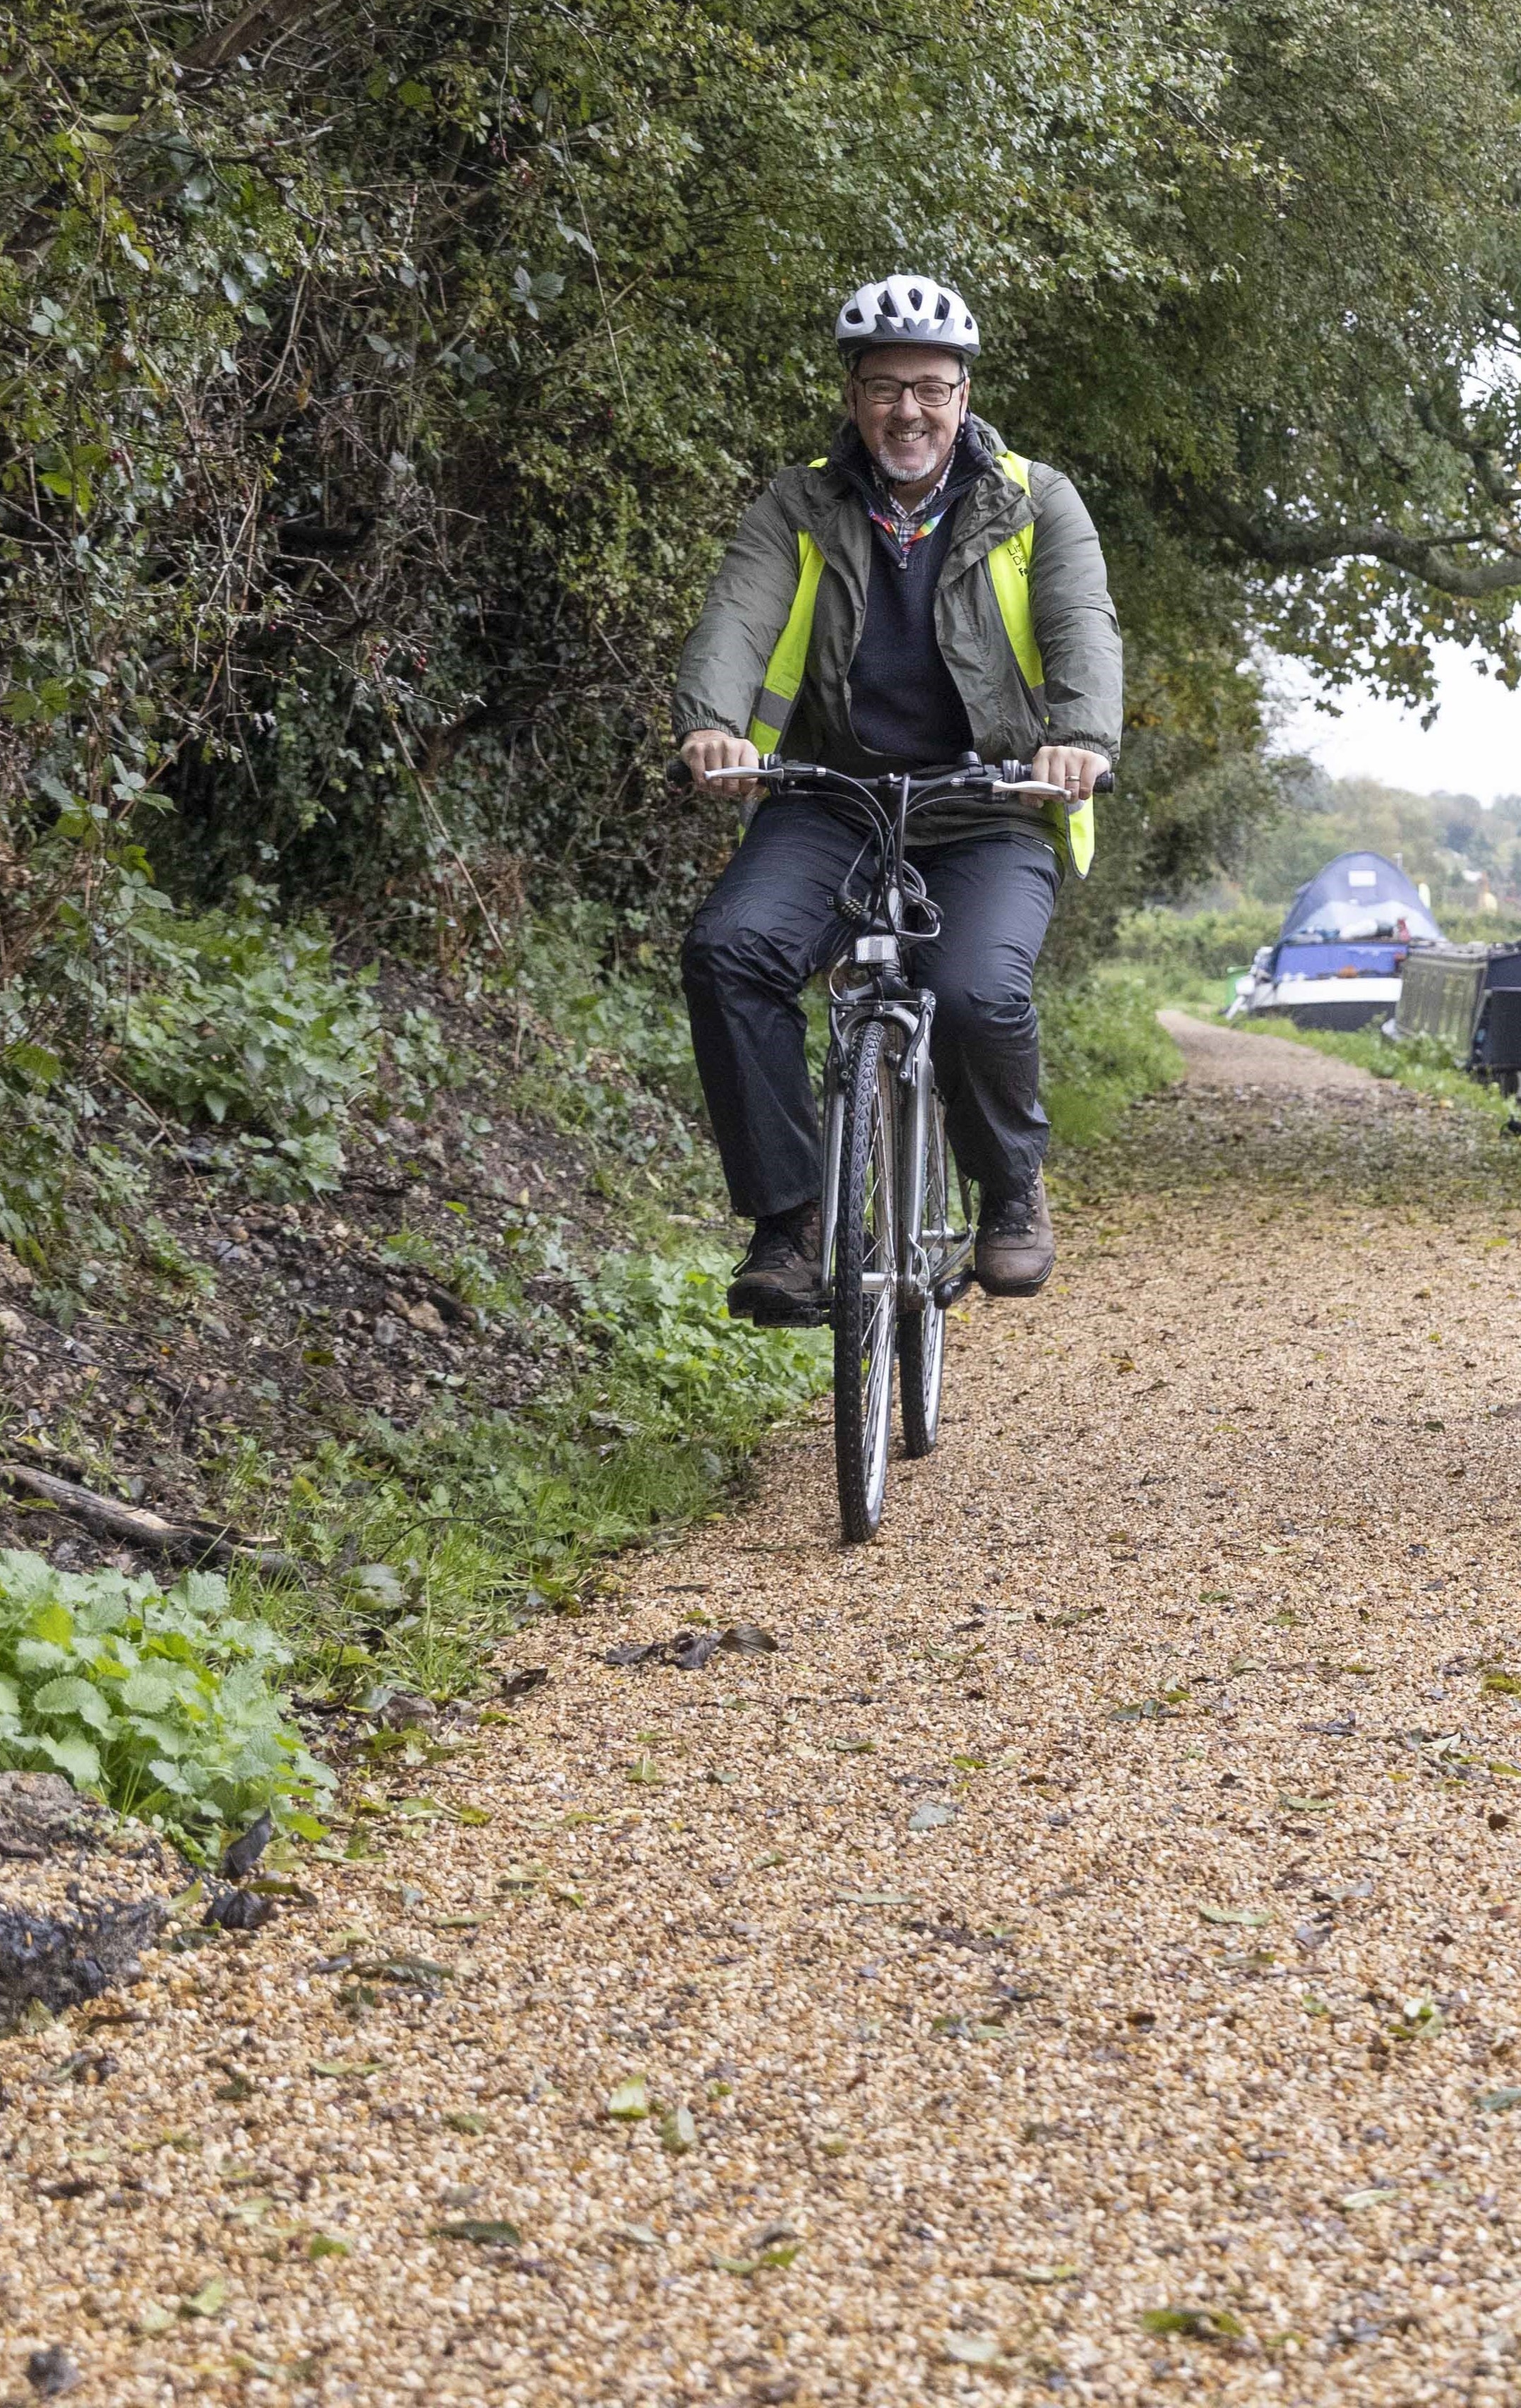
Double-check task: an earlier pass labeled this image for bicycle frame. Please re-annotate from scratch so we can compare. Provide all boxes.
[772,758,1026,1318]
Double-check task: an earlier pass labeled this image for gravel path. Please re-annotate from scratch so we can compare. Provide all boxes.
[8,1059,1521,2408]
[1157,1011,1380,1092]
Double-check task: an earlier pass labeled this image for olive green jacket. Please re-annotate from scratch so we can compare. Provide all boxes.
[674,414,1122,840]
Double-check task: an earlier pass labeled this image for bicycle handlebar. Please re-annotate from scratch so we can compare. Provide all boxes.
[665,753,1114,806]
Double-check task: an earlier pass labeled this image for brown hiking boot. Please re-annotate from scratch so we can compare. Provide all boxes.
[974,1174,1054,1296]
[727,1202,822,1323]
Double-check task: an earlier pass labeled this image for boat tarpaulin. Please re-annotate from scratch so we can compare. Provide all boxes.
[1280,852,1441,946]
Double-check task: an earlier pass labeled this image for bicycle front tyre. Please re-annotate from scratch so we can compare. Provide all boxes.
[833,1019,898,1542]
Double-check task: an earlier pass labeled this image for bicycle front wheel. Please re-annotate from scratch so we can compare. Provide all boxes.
[833,1019,898,1543]
[898,1087,948,1458]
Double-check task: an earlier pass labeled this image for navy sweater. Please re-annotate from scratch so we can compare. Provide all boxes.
[821,430,984,773]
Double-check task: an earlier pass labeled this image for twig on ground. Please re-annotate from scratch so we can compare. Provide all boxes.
[0,1463,304,1578]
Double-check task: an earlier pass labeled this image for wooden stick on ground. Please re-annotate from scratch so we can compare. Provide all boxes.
[0,1464,303,1579]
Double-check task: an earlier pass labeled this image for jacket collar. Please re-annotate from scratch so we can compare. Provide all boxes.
[812,412,1031,563]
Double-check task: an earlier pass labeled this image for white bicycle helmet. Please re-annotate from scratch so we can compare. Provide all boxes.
[835,273,979,360]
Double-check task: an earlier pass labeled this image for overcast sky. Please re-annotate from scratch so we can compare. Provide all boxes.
[1270,642,1521,806]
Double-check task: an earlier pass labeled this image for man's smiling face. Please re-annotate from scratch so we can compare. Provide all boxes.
[844,342,968,489]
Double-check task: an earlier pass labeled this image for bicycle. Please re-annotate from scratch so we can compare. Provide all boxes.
[686,751,1113,1543]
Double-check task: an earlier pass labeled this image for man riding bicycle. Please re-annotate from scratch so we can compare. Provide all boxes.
[676,275,1122,1319]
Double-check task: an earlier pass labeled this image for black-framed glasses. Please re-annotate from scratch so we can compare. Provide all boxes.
[852,370,967,409]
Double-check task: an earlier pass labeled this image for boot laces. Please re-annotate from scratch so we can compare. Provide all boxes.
[981,1189,1035,1239]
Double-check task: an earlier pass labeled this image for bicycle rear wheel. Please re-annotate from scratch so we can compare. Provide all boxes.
[898,1088,948,1458]
[833,1019,898,1542]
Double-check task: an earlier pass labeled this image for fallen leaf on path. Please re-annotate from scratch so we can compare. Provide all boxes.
[943,2334,1001,2365]
[721,1623,780,1655]
[1198,1905,1270,1926]
[908,1802,956,1830]
[660,2106,697,2154]
[500,1667,549,1699]
[179,2278,226,2320]
[1476,2085,1521,2113]
[1141,2306,1244,2340]
[607,2077,650,2121]
[431,2219,523,2246]
[713,2241,802,2275]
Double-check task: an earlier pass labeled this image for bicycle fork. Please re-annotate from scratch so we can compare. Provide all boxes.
[818,996,929,1320]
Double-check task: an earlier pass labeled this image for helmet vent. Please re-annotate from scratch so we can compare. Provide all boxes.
[833,275,980,361]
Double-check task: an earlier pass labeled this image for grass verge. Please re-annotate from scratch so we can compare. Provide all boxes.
[238,1249,826,1707]
[1039,968,1186,1148]
[1224,1012,1518,1125]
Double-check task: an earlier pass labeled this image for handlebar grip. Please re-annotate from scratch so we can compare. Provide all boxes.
[1094,770,1114,795]
[665,756,693,792]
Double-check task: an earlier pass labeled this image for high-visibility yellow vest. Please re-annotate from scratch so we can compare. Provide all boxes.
[747,451,1094,877]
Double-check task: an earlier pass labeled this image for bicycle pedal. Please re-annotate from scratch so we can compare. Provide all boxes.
[749,1297,828,1329]
[931,1268,976,1309]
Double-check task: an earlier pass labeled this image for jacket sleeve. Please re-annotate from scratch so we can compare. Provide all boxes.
[1029,463,1123,759]
[672,484,804,744]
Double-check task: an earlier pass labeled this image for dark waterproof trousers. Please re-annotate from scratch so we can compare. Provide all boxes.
[681,801,1061,1220]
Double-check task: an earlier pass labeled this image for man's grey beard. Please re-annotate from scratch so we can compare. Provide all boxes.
[871,439,956,486]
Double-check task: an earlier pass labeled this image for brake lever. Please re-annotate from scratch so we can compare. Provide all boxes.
[991,778,1075,800]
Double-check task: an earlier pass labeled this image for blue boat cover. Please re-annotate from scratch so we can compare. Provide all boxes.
[1272,941,1404,979]
[1280,852,1441,945]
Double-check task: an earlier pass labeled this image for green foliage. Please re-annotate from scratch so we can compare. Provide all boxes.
[121,888,385,1193]
[1116,906,1282,982]
[4,0,1520,962]
[507,909,708,1194]
[0,854,470,1268]
[1039,970,1185,1149]
[0,1550,333,1852]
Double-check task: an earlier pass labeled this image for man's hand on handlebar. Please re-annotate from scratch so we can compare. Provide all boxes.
[1031,743,1110,806]
[680,728,763,800]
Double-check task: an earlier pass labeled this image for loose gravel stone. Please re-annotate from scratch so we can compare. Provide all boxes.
[4,1055,1521,2406]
